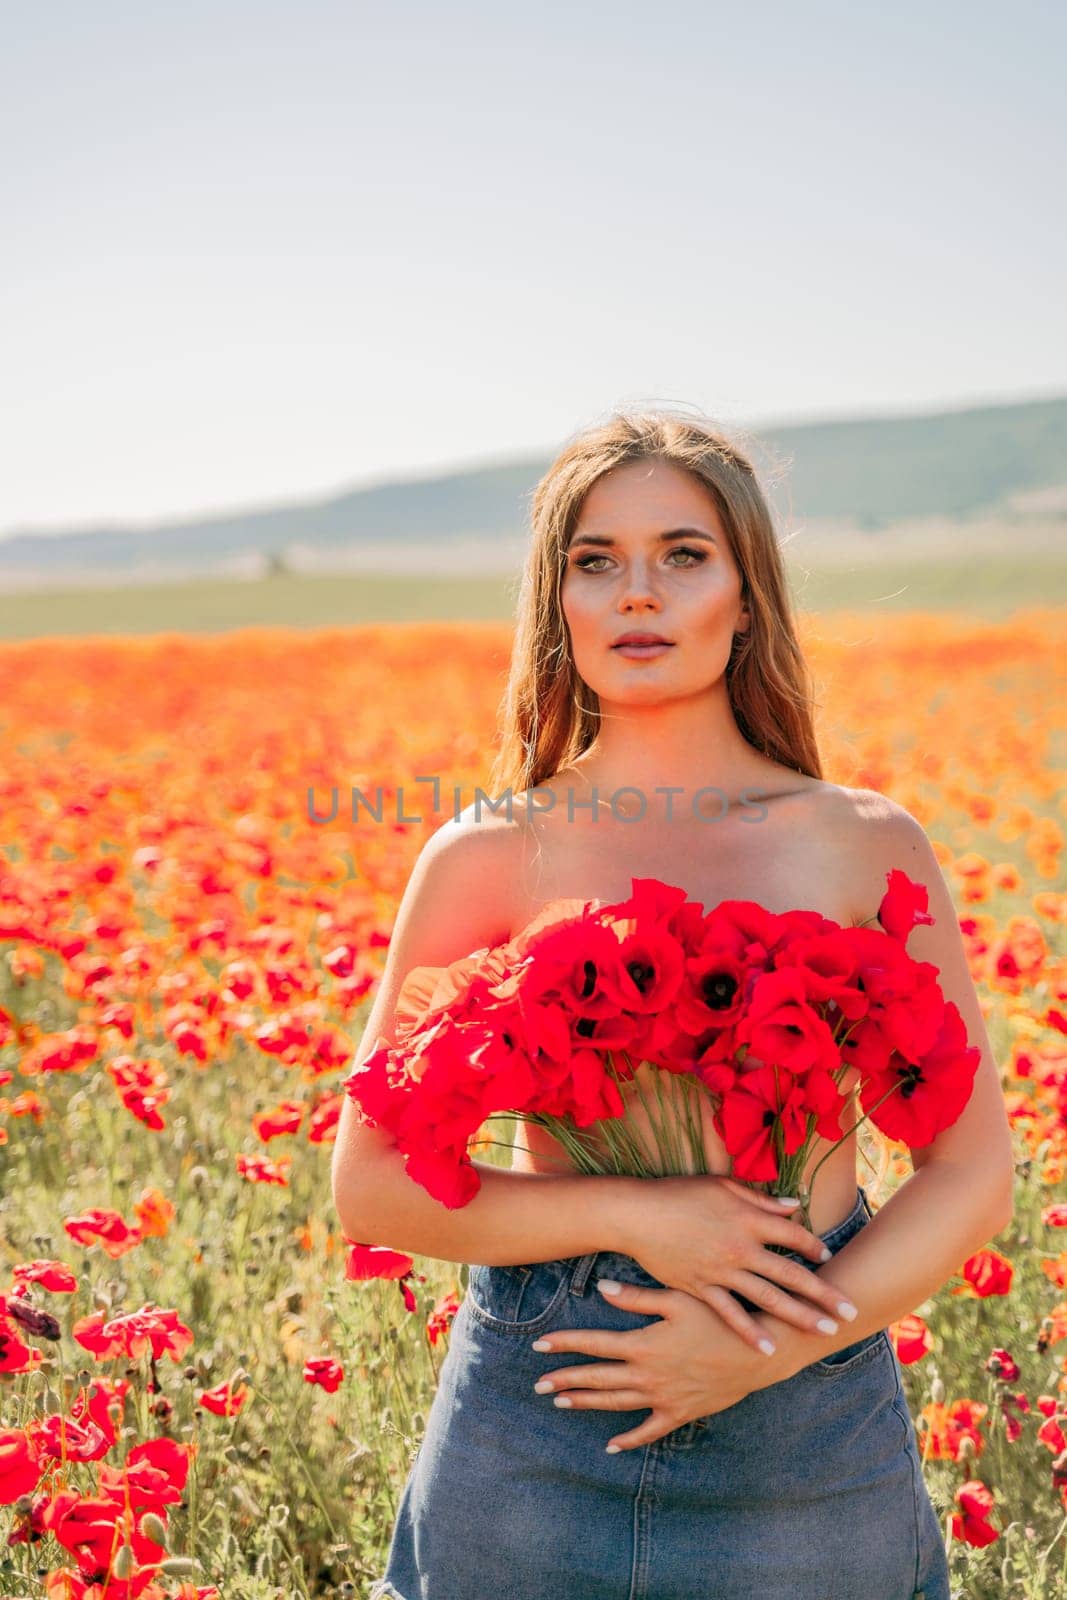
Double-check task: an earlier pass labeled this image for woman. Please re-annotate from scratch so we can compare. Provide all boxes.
[334,409,1015,1599]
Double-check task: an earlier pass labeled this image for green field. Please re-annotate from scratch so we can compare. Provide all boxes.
[0,552,1064,641]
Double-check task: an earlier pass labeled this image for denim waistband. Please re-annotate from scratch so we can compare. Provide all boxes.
[566,1182,872,1298]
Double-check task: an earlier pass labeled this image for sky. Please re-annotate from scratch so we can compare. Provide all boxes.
[3,0,1064,537]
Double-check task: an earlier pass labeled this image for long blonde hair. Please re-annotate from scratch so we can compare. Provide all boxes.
[488,407,823,797]
[488,405,896,1204]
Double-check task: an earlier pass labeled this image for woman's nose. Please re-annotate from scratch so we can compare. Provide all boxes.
[617,565,662,607]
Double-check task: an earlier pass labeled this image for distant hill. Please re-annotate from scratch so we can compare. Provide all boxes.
[1,392,1064,589]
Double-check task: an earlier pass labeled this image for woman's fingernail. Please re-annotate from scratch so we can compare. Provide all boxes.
[605,1443,621,1453]
[817,1318,838,1334]
[838,1302,858,1321]
[777,1196,799,1205]
[758,1337,776,1356]
[820,1246,833,1262]
[597,1279,621,1295]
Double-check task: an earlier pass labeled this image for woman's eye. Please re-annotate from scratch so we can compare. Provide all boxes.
[573,547,706,572]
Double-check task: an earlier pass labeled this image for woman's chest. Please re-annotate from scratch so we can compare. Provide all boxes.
[505,799,859,940]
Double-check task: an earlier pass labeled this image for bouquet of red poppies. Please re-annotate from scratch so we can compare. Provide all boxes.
[341,871,980,1228]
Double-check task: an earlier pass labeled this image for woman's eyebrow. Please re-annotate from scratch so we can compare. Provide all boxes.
[569,527,719,549]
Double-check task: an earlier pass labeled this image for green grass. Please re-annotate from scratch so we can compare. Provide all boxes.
[0,572,522,640]
[788,552,1067,617]
[0,553,1064,642]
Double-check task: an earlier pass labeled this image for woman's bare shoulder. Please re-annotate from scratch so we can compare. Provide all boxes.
[425,798,525,870]
[417,797,528,935]
[801,782,932,921]
[815,781,920,840]
[745,773,902,833]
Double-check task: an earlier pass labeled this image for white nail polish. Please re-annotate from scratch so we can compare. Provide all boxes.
[817,1317,838,1334]
[838,1302,858,1321]
[820,1246,832,1262]
[758,1337,776,1356]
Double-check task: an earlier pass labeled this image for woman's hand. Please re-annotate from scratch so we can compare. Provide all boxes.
[529,1277,787,1452]
[618,1173,857,1354]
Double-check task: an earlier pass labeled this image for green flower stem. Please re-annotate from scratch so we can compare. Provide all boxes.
[253,1382,344,1547]
[503,1051,722,1181]
[801,1077,904,1198]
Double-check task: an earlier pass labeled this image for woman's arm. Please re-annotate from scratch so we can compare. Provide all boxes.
[748,796,1015,1386]
[337,1141,645,1266]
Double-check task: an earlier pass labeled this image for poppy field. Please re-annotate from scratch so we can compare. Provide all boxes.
[1,607,1066,1599]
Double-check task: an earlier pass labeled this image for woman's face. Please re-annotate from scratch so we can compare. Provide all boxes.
[560,457,750,703]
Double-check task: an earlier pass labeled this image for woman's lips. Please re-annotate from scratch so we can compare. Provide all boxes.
[611,641,674,658]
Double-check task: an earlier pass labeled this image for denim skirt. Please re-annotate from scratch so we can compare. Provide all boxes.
[369,1183,950,1600]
